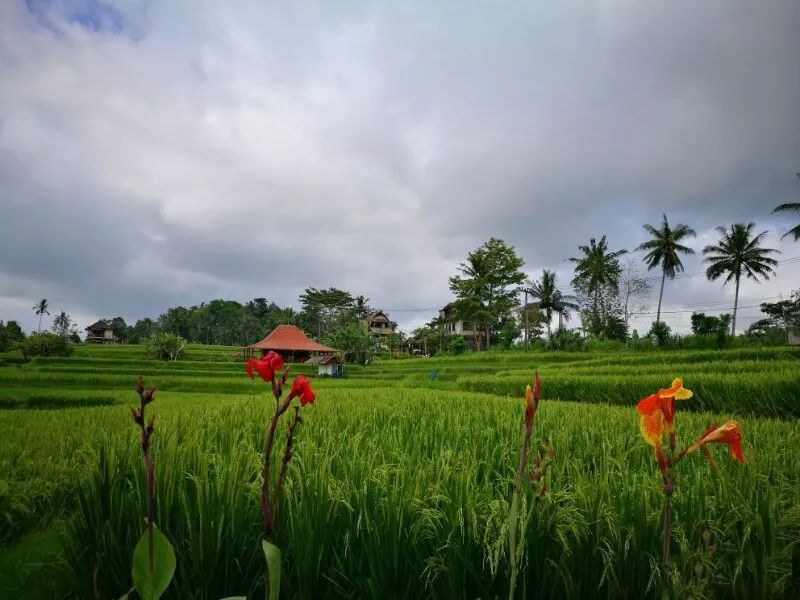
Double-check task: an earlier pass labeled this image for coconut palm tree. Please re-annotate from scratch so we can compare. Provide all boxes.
[353,295,371,320]
[32,298,49,333]
[635,214,696,323]
[771,172,800,241]
[703,223,779,336]
[553,289,580,330]
[569,236,627,327]
[526,270,557,337]
[772,203,800,241]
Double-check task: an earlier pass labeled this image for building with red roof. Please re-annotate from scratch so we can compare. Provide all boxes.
[246,324,337,363]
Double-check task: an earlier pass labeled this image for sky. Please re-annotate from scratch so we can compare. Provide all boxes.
[1,0,799,337]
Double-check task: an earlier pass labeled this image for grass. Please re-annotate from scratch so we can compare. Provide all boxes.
[0,343,799,598]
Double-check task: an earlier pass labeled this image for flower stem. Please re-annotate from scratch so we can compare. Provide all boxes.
[508,419,533,600]
[272,406,301,520]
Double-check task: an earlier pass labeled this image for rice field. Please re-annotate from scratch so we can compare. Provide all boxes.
[1,345,799,598]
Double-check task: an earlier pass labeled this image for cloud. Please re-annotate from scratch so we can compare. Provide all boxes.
[1,0,798,335]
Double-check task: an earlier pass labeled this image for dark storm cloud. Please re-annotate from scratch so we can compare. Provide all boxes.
[1,0,798,334]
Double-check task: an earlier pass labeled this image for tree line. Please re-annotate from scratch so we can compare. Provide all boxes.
[410,203,799,351]
[3,192,798,355]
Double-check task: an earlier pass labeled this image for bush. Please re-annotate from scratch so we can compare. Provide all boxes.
[551,328,585,351]
[448,337,467,355]
[648,321,671,347]
[17,333,72,359]
[143,333,187,361]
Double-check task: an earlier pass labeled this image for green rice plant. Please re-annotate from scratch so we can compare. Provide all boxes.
[39,389,797,599]
[3,344,800,597]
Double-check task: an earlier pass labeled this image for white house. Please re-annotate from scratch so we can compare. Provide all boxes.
[305,354,342,377]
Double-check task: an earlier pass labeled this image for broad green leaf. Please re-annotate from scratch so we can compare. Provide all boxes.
[132,527,176,600]
[261,539,282,600]
[219,597,247,599]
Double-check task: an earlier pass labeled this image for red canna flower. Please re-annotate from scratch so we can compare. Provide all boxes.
[288,375,315,406]
[684,421,745,463]
[246,351,285,383]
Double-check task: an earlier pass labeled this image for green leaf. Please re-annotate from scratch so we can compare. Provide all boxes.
[132,526,176,600]
[261,539,282,600]
[219,597,247,599]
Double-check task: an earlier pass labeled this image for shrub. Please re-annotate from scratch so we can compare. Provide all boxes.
[448,336,467,355]
[17,333,72,359]
[143,333,187,361]
[648,321,671,347]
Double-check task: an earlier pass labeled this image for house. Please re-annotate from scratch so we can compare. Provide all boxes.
[438,303,480,343]
[361,311,395,336]
[306,354,342,377]
[245,324,337,363]
[85,319,117,344]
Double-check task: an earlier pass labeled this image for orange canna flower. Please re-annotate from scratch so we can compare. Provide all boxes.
[684,421,745,463]
[636,378,693,435]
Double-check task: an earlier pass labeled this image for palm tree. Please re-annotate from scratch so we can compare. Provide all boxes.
[526,270,557,337]
[771,172,800,241]
[553,289,579,330]
[353,295,371,320]
[568,236,627,327]
[454,250,492,349]
[635,214,696,323]
[32,299,49,333]
[772,204,800,241]
[703,223,779,336]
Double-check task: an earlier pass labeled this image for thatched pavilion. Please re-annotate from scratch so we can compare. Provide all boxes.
[245,324,337,363]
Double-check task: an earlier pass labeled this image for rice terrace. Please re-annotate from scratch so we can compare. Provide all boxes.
[2,1,800,599]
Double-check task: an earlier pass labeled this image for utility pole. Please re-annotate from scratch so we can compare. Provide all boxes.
[523,289,529,351]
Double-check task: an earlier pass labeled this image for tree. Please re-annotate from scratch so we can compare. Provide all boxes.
[522,270,578,340]
[690,312,731,336]
[569,236,627,337]
[552,290,579,332]
[324,323,375,364]
[51,310,73,339]
[299,287,355,338]
[110,317,128,343]
[18,332,72,359]
[647,321,671,347]
[4,321,25,344]
[758,289,800,328]
[703,223,779,336]
[524,270,557,337]
[129,318,158,344]
[516,303,544,346]
[576,285,627,340]
[159,306,191,339]
[635,214,695,323]
[32,299,49,333]
[449,297,492,351]
[353,295,372,320]
[618,259,652,331]
[771,173,800,241]
[773,202,800,241]
[449,238,525,350]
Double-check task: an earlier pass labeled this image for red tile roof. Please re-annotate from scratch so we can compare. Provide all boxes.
[248,324,337,353]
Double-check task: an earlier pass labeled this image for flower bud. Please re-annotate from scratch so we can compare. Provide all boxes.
[143,387,156,405]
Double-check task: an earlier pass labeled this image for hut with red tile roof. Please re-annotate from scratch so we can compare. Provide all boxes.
[246,324,337,363]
